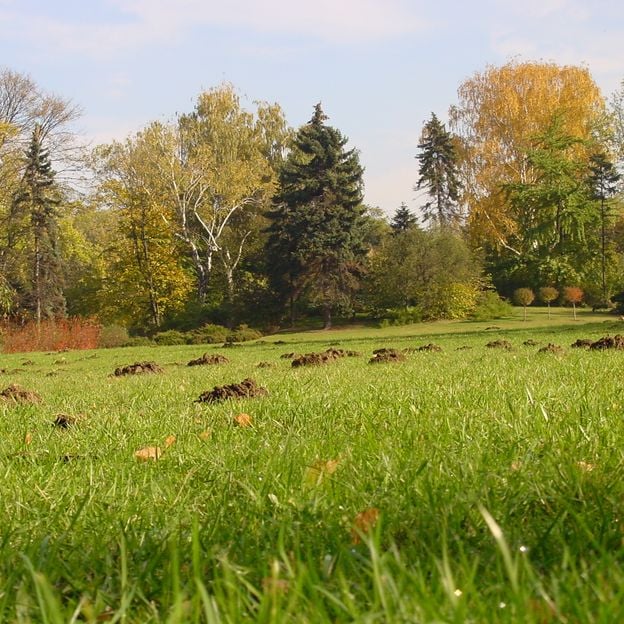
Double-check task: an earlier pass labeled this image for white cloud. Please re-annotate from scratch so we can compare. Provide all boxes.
[0,0,428,61]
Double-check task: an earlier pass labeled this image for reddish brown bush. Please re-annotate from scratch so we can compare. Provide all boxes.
[1,318,101,353]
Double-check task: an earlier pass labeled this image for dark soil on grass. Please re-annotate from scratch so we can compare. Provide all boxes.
[113,361,164,376]
[280,352,300,359]
[0,384,42,404]
[571,338,593,348]
[589,335,624,350]
[523,339,539,346]
[369,350,406,364]
[418,343,442,352]
[291,348,359,368]
[195,378,268,403]
[486,340,513,350]
[53,414,78,428]
[538,343,565,355]
[187,353,230,367]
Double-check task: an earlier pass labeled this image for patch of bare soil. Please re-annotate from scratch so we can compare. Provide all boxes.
[486,340,513,350]
[274,340,287,345]
[369,349,406,364]
[523,339,539,346]
[195,378,268,403]
[53,414,79,429]
[222,342,243,348]
[538,343,565,355]
[113,361,164,376]
[456,346,472,351]
[21,360,35,366]
[187,353,229,367]
[256,361,273,368]
[291,348,359,368]
[0,384,42,404]
[486,326,501,330]
[571,338,593,348]
[372,348,399,355]
[280,352,300,359]
[418,343,442,352]
[589,335,624,350]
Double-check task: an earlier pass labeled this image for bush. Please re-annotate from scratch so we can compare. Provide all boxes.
[471,291,513,321]
[153,330,188,346]
[379,307,423,327]
[1,317,102,353]
[227,324,263,343]
[123,336,154,347]
[188,323,229,345]
[98,325,130,349]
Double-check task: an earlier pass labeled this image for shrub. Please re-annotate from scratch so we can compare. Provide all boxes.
[563,286,583,320]
[153,330,187,346]
[123,336,154,347]
[380,307,424,327]
[513,288,535,321]
[1,317,102,353]
[227,324,263,343]
[538,286,559,319]
[188,323,229,345]
[471,291,513,321]
[99,325,130,349]
[420,282,480,320]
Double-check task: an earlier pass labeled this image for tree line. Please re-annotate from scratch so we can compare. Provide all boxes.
[1,61,623,333]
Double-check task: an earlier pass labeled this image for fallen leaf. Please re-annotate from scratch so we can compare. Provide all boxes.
[304,458,340,486]
[577,461,595,472]
[199,430,212,440]
[351,507,380,544]
[24,432,33,445]
[135,446,161,461]
[164,434,176,448]
[234,413,252,427]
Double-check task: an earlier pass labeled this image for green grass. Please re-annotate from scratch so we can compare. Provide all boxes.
[1,308,624,622]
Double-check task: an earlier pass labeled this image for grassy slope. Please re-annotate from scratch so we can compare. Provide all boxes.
[1,308,623,622]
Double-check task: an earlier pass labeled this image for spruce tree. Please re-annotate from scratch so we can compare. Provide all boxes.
[12,125,64,322]
[266,104,365,328]
[391,202,418,233]
[415,113,462,227]
[587,151,621,303]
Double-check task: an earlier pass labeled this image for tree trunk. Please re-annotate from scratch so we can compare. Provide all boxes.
[573,302,577,320]
[34,225,41,325]
[323,305,332,330]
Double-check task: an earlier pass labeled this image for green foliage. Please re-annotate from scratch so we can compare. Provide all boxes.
[153,329,188,346]
[187,323,230,344]
[390,202,418,233]
[98,325,130,349]
[379,306,423,327]
[122,336,154,347]
[513,288,535,307]
[470,291,514,320]
[227,324,263,342]
[538,286,559,304]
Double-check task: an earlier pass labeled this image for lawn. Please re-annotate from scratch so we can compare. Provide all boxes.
[1,309,623,622]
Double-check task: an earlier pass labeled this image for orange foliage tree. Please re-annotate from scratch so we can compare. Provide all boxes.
[563,287,584,320]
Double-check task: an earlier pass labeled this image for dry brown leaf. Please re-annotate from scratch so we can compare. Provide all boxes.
[234,413,252,427]
[577,461,595,472]
[198,430,212,441]
[261,577,290,594]
[351,507,380,544]
[135,446,161,461]
[24,432,33,445]
[164,434,176,448]
[304,458,340,486]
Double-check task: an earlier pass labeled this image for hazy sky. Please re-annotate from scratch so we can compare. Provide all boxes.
[1,0,623,215]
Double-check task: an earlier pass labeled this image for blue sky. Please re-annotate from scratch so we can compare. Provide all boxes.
[1,0,623,215]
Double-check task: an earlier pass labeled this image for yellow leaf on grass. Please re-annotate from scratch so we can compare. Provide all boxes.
[351,507,380,544]
[135,446,161,461]
[24,432,33,445]
[234,413,252,427]
[304,458,340,486]
[164,434,176,448]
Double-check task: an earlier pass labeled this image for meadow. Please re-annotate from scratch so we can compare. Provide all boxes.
[1,308,624,623]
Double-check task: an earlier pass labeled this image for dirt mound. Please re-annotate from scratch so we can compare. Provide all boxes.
[291,348,358,367]
[486,339,512,350]
[256,361,273,368]
[187,353,229,367]
[196,378,268,403]
[372,347,400,355]
[589,334,624,350]
[21,360,35,366]
[369,350,406,364]
[486,326,501,330]
[0,384,42,404]
[274,340,287,345]
[456,346,472,351]
[221,342,243,348]
[571,338,593,348]
[113,361,164,376]
[280,352,300,359]
[418,343,442,352]
[538,343,565,355]
[53,414,78,428]
[523,339,539,346]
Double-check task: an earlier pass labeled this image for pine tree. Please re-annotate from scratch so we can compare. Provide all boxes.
[12,125,64,323]
[266,104,365,328]
[415,113,462,227]
[391,202,418,234]
[587,151,621,303]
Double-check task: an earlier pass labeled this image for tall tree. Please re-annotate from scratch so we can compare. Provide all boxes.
[266,104,365,329]
[415,113,462,227]
[451,61,604,253]
[391,202,418,233]
[12,125,64,322]
[587,151,621,302]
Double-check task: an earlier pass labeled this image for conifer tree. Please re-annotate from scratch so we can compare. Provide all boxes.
[266,104,365,328]
[415,113,462,227]
[12,125,64,322]
[391,202,418,233]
